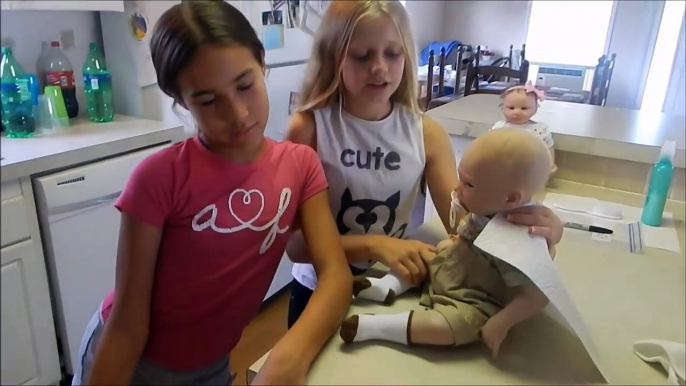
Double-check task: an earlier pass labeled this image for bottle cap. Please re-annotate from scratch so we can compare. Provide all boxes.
[1,46,10,54]
[659,141,676,162]
[51,41,60,47]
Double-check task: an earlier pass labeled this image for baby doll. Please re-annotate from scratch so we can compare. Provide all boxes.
[491,82,557,174]
[340,129,552,358]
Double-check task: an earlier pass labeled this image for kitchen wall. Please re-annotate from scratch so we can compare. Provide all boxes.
[0,10,104,115]
[604,1,663,109]
[441,0,531,56]
[440,0,665,110]
[404,0,447,51]
[663,18,685,116]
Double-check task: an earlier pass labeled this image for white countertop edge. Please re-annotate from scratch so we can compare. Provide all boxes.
[433,117,686,169]
[1,127,185,183]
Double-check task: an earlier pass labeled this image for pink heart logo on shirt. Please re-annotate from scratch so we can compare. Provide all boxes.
[228,189,265,226]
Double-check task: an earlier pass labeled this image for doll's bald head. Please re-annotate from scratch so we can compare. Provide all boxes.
[455,129,551,216]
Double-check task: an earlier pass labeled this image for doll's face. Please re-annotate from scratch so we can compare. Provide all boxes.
[501,91,537,125]
[455,151,524,217]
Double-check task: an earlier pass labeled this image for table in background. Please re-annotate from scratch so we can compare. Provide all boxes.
[427,94,686,168]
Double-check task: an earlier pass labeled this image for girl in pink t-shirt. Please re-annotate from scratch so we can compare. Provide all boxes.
[71,2,352,385]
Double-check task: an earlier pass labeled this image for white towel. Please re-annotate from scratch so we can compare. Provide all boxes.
[634,340,686,385]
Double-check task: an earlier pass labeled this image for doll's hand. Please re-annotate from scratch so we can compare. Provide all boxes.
[481,318,509,358]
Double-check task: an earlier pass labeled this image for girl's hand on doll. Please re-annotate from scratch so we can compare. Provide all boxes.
[436,238,454,253]
[505,205,563,258]
[370,236,435,286]
[480,318,509,358]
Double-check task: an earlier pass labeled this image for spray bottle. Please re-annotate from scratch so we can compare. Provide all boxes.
[641,141,676,227]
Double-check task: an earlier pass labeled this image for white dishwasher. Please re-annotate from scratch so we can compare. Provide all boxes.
[33,144,169,375]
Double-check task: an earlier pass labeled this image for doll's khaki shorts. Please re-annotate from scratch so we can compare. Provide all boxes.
[420,238,512,347]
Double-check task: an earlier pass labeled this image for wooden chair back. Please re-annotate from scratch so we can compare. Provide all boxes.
[464,56,530,96]
[589,53,616,106]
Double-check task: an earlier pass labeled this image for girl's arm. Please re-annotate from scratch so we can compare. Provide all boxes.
[422,115,461,234]
[87,214,161,384]
[255,190,352,384]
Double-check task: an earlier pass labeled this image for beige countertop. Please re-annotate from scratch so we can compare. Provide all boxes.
[427,94,686,168]
[0,115,185,182]
[250,184,686,385]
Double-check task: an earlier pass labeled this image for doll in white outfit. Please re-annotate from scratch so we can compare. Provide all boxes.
[340,129,551,358]
[491,82,557,174]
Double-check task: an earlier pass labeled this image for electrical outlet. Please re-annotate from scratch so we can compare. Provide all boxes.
[60,30,75,51]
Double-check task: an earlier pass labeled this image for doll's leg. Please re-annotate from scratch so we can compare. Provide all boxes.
[339,310,455,346]
[353,272,414,304]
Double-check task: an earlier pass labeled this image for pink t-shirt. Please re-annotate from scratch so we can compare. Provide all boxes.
[101,136,327,370]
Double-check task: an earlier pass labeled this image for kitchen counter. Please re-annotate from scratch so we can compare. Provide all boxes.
[0,115,185,182]
[427,94,686,168]
[249,184,686,385]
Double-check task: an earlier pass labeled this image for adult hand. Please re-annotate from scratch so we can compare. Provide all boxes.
[369,236,436,286]
[505,205,563,258]
[251,347,308,385]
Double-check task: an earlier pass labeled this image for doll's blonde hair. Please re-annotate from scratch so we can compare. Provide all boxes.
[298,0,420,114]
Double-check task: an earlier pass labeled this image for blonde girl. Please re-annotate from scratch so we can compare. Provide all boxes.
[286,0,564,327]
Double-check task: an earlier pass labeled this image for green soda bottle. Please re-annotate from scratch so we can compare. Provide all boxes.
[1,47,36,137]
[82,43,114,122]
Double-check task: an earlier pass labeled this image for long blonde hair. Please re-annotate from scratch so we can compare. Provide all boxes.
[298,0,420,114]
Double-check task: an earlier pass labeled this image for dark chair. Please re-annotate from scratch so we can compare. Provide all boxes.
[425,45,473,110]
[521,43,526,63]
[464,56,530,96]
[423,48,448,110]
[589,53,616,106]
[599,53,616,106]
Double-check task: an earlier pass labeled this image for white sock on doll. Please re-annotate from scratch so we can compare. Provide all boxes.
[340,311,412,345]
[353,273,414,304]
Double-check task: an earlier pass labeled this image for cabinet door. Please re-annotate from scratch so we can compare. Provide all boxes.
[1,240,61,386]
[10,0,123,11]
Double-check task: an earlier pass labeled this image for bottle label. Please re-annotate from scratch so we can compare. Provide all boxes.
[46,70,75,88]
[0,79,31,103]
[84,73,111,91]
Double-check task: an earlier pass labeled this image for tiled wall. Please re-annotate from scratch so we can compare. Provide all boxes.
[554,150,686,202]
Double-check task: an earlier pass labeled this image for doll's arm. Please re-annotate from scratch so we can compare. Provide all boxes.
[481,283,548,357]
[549,147,558,174]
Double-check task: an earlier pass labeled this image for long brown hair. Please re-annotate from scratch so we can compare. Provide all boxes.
[150,1,265,103]
[298,0,420,114]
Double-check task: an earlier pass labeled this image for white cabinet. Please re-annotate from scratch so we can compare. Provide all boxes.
[1,179,61,386]
[5,0,124,11]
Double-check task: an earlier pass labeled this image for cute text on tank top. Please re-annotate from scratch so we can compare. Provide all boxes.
[291,102,427,290]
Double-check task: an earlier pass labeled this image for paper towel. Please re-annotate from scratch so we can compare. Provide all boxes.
[474,214,611,382]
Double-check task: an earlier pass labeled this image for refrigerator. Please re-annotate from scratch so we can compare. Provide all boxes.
[99,0,313,140]
[99,0,315,300]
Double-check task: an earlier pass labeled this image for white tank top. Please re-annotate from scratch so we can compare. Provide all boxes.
[291,102,427,290]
